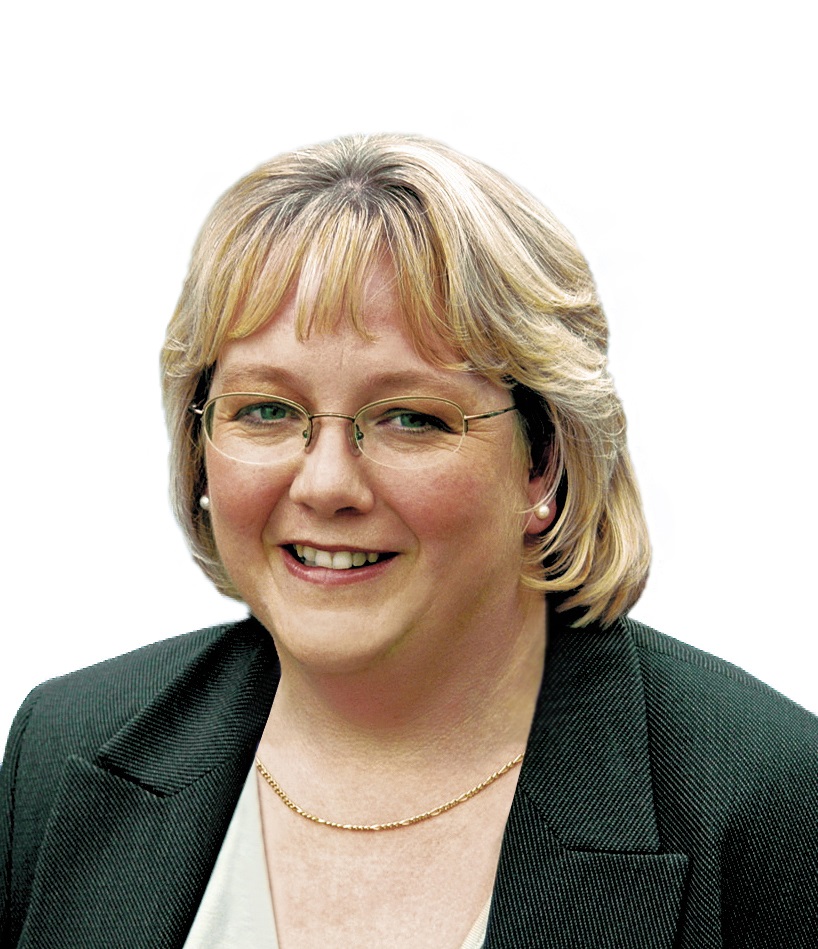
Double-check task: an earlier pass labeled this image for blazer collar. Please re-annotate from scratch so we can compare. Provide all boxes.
[521,617,661,851]
[96,617,279,794]
[19,618,279,949]
[487,616,689,947]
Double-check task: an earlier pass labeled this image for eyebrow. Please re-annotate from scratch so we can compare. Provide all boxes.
[214,365,301,392]
[213,364,476,398]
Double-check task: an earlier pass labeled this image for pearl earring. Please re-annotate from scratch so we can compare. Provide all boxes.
[199,495,211,511]
[534,501,551,521]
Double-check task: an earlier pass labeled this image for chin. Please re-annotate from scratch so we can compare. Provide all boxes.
[254,603,408,675]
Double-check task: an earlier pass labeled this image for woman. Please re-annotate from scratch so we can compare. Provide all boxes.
[2,134,815,948]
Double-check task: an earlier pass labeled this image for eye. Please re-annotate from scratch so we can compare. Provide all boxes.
[374,404,457,434]
[384,410,448,431]
[230,399,304,428]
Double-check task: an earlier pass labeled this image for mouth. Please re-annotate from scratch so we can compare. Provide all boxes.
[285,544,396,571]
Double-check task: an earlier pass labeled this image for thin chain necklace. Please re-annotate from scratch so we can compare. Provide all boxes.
[255,752,524,832]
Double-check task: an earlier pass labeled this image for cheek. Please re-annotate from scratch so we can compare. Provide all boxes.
[205,455,284,537]
[407,463,528,552]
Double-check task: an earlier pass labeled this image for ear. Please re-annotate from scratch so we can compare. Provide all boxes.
[525,471,557,535]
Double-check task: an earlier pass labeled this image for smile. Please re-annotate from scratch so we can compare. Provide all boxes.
[289,544,393,570]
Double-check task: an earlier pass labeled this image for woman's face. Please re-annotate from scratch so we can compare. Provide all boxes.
[205,259,546,674]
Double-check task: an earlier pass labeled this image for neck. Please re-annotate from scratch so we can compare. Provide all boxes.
[261,592,547,776]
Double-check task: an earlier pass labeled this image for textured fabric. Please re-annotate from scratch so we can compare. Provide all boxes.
[183,765,278,948]
[461,895,491,948]
[1,614,816,947]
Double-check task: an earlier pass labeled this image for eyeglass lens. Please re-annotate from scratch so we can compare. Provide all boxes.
[203,395,468,469]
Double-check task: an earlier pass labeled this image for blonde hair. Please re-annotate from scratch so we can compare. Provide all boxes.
[161,133,650,626]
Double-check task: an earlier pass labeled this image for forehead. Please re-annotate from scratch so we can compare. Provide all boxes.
[212,274,505,407]
[215,258,469,387]
[216,236,478,359]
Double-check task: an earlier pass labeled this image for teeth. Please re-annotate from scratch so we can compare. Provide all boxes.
[294,545,384,570]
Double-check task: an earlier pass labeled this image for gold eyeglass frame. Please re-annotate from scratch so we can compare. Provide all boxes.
[189,393,518,468]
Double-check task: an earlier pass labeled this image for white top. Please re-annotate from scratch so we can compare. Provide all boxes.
[184,766,492,948]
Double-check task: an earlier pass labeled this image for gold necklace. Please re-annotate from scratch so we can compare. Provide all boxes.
[255,752,524,832]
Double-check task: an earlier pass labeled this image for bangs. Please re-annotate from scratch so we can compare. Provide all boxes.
[203,190,501,377]
[227,202,388,344]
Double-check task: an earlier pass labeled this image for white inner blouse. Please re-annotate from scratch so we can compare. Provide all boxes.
[184,765,492,948]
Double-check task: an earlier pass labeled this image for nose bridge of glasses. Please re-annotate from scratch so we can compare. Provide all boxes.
[306,411,362,454]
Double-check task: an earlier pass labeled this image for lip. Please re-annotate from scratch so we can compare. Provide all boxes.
[281,544,397,585]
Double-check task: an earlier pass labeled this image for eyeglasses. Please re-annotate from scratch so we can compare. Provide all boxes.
[191,393,518,470]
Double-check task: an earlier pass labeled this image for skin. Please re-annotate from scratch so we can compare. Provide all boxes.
[204,258,556,945]
[206,259,553,725]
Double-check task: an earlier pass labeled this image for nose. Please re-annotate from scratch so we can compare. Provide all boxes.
[288,416,376,517]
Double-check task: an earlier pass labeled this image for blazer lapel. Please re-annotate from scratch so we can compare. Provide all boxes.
[488,619,689,948]
[18,619,279,949]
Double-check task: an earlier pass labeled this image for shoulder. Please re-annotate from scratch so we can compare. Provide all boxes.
[0,617,274,941]
[2,616,265,768]
[621,617,818,936]
[624,616,818,759]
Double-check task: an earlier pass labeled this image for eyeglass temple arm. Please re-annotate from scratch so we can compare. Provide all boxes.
[462,405,518,432]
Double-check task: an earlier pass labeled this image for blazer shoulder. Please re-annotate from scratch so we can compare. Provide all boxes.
[3,616,260,765]
[620,618,818,939]
[625,620,818,824]
[624,617,818,756]
[626,617,816,728]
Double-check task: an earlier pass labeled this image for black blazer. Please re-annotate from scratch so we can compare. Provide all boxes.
[1,615,816,948]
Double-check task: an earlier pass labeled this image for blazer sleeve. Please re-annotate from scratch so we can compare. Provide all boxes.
[635,620,818,947]
[720,706,818,946]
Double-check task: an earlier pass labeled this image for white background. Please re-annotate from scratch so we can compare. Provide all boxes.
[2,0,816,741]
